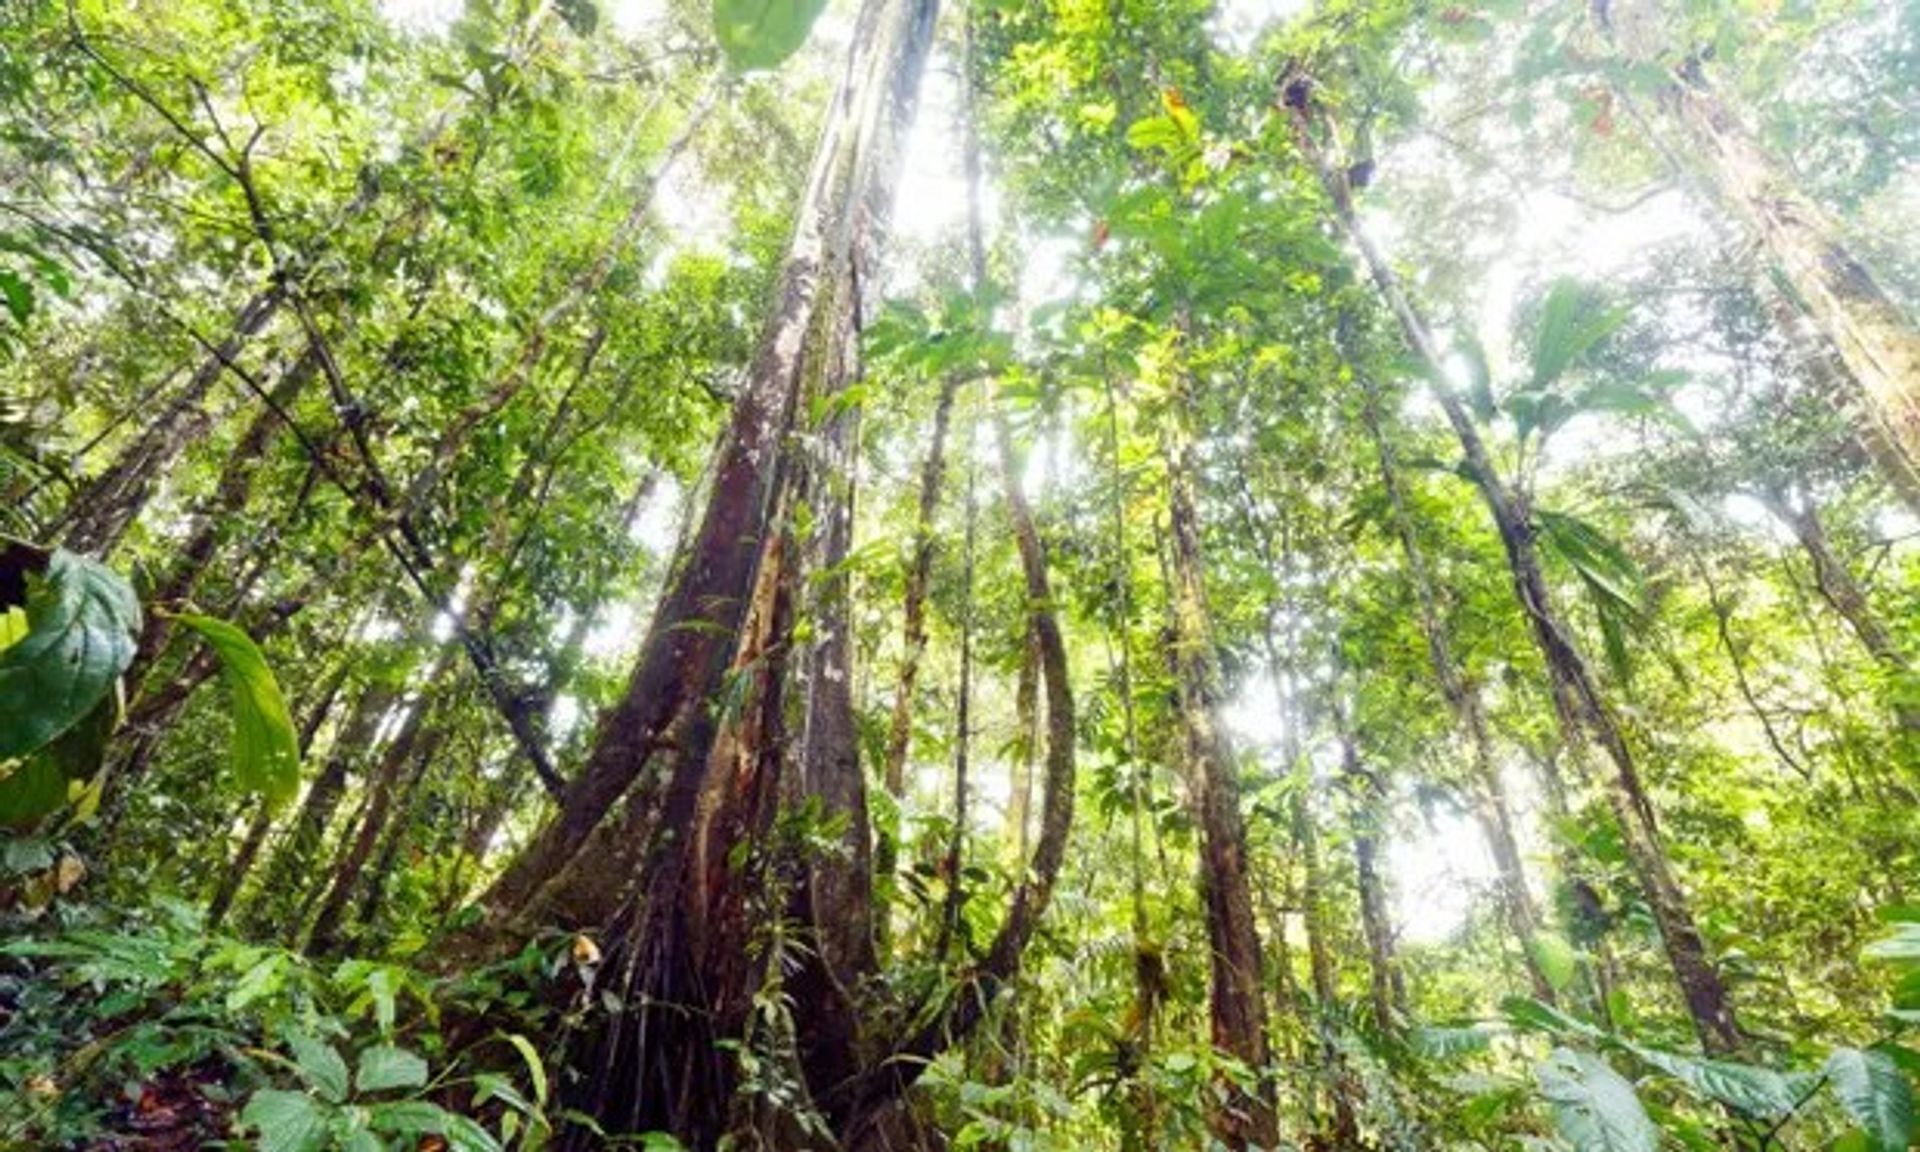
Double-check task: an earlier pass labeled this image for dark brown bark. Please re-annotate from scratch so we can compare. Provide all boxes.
[1288,86,1741,1054]
[456,0,910,945]
[1159,337,1277,1147]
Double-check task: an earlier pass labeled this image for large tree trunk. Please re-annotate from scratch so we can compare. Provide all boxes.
[1289,86,1741,1054]
[1626,36,1920,505]
[457,2,925,949]
[1158,326,1277,1148]
[1356,378,1558,1002]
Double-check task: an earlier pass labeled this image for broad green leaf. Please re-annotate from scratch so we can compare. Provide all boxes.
[1537,1047,1659,1152]
[170,613,300,807]
[1529,931,1580,993]
[355,1044,428,1094]
[240,1088,330,1152]
[287,1032,350,1104]
[0,757,70,829]
[368,1099,453,1136]
[1531,279,1629,390]
[712,0,828,72]
[1502,995,1606,1041]
[1629,1044,1810,1121]
[0,545,140,761]
[1826,1047,1913,1151]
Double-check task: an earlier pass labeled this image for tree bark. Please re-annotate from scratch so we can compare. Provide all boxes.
[458,1,919,946]
[305,691,439,955]
[1618,33,1920,506]
[1158,324,1277,1147]
[874,372,960,955]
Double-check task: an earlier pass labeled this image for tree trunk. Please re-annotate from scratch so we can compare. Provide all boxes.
[875,372,960,955]
[127,344,318,692]
[306,692,439,955]
[1758,484,1919,730]
[1288,87,1741,1054]
[457,0,923,947]
[246,679,398,936]
[57,286,286,558]
[1332,693,1405,1035]
[1609,26,1920,505]
[1356,377,1558,1002]
[1158,326,1277,1148]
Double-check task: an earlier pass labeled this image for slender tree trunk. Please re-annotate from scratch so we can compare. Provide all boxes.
[1332,692,1405,1035]
[306,693,439,955]
[1758,484,1919,730]
[127,345,318,692]
[57,286,286,558]
[875,372,959,954]
[1288,86,1741,1054]
[1356,377,1558,1002]
[1158,321,1277,1148]
[242,679,394,936]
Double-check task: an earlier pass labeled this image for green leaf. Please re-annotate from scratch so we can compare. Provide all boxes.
[0,545,140,761]
[1629,1045,1810,1121]
[1412,1024,1492,1060]
[0,756,72,829]
[1537,1047,1659,1152]
[287,1032,351,1104]
[1531,279,1629,391]
[444,1111,505,1152]
[368,1099,453,1136]
[355,1044,428,1094]
[1501,995,1606,1041]
[1865,923,1920,964]
[502,1031,549,1107]
[1529,931,1580,993]
[240,1089,330,1152]
[1826,1047,1913,1151]
[712,0,829,72]
[169,613,300,807]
